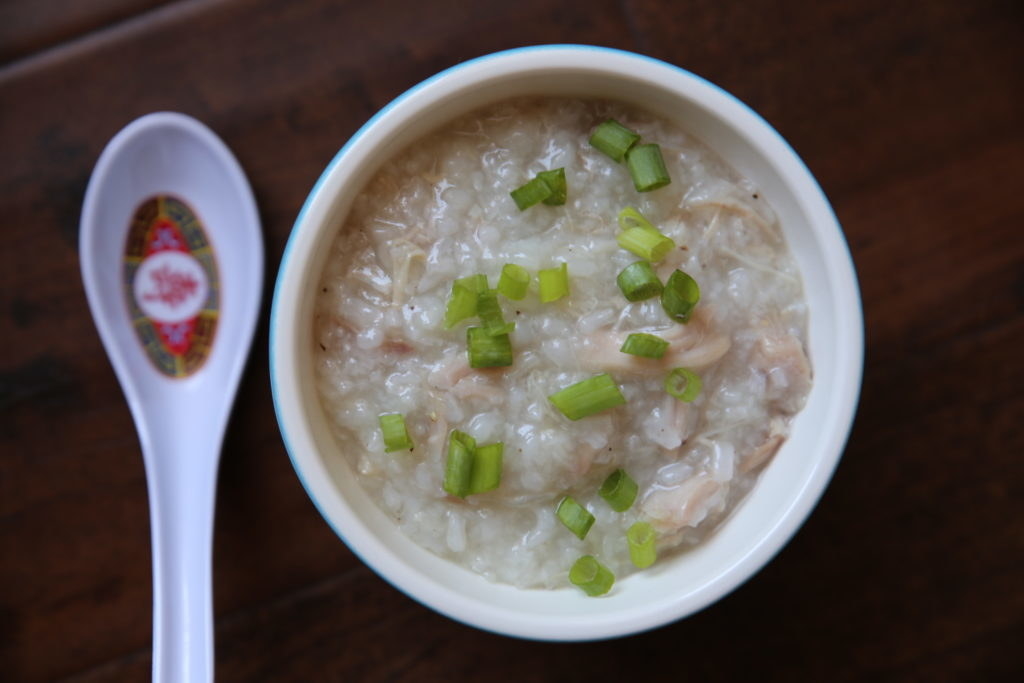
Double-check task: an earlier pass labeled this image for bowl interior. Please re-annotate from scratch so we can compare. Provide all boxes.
[271,47,862,640]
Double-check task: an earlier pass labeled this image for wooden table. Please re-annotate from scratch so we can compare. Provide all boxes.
[2,0,1021,680]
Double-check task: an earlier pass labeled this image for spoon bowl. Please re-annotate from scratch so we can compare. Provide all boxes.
[80,112,262,682]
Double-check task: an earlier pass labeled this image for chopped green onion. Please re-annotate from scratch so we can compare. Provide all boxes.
[620,332,669,359]
[617,226,675,262]
[617,206,657,233]
[378,413,413,453]
[444,282,476,329]
[468,442,503,495]
[556,496,595,540]
[476,288,511,336]
[442,430,476,498]
[664,367,702,402]
[599,469,638,512]
[661,269,701,323]
[538,262,569,303]
[616,261,664,302]
[589,119,640,162]
[569,555,615,596]
[548,373,626,420]
[510,176,552,210]
[511,168,568,210]
[498,263,530,300]
[443,274,488,329]
[443,432,504,498]
[538,168,567,206]
[459,273,489,292]
[627,521,657,569]
[626,143,671,192]
[467,327,513,368]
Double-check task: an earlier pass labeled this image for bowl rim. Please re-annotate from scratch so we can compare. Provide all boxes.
[270,43,864,640]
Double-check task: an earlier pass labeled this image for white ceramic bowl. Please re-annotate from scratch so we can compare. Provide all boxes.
[271,45,863,640]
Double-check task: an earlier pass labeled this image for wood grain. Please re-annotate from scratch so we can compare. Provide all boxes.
[1,0,1021,680]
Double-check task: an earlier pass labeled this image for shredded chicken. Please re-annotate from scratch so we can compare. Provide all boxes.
[740,417,788,474]
[428,351,472,390]
[579,306,730,376]
[753,333,812,413]
[451,374,504,404]
[641,474,722,537]
[389,239,427,306]
[690,199,777,238]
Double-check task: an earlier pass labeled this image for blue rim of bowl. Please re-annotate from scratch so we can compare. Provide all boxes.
[269,43,864,639]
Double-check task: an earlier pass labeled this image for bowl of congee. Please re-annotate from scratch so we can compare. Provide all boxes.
[270,45,863,640]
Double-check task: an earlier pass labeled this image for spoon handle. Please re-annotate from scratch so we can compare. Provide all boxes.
[143,433,220,683]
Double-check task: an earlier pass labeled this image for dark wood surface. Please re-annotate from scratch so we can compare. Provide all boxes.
[2,0,1022,680]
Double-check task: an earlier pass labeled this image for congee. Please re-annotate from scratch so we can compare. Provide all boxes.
[313,97,811,590]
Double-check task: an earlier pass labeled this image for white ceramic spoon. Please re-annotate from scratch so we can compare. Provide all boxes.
[80,112,262,682]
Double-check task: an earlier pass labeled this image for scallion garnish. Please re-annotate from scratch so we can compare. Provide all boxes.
[497,263,530,300]
[510,176,552,210]
[442,430,476,498]
[537,168,567,206]
[616,261,664,302]
[443,274,488,329]
[476,288,511,336]
[569,555,615,596]
[617,226,675,263]
[589,119,640,163]
[443,431,504,498]
[538,262,569,303]
[444,282,476,329]
[511,167,567,210]
[626,143,671,192]
[598,469,638,511]
[619,332,669,359]
[468,442,503,495]
[378,413,413,453]
[617,206,657,233]
[664,367,702,402]
[627,521,657,569]
[548,373,626,421]
[556,496,595,540]
[661,269,700,323]
[467,327,513,368]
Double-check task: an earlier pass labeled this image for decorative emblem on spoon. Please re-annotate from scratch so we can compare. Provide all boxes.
[125,194,219,377]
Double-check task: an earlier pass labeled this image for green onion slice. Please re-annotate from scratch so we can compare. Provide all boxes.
[616,261,664,302]
[661,269,701,323]
[589,119,640,163]
[443,274,488,329]
[538,262,569,303]
[467,327,513,368]
[556,496,595,540]
[569,555,615,596]
[476,288,511,336]
[617,206,657,233]
[599,468,638,512]
[468,442,503,495]
[442,430,476,498]
[627,521,657,569]
[626,143,671,192]
[378,413,413,453]
[664,367,702,402]
[617,226,675,263]
[538,168,567,206]
[510,176,552,210]
[620,332,669,359]
[548,373,626,421]
[498,263,530,300]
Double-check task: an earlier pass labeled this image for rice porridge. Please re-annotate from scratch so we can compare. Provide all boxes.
[313,98,811,589]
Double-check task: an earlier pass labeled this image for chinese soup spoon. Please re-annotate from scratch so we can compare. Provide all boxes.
[80,112,262,682]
